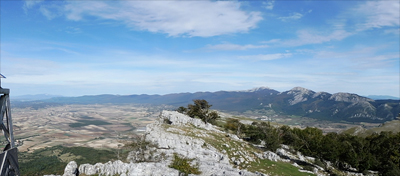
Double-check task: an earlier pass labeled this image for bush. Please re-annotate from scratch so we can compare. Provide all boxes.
[169,153,201,176]
[124,134,160,162]
[176,106,187,113]
[178,99,220,124]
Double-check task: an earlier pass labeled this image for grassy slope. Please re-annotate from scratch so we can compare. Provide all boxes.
[19,145,122,176]
[342,119,400,137]
[164,122,314,176]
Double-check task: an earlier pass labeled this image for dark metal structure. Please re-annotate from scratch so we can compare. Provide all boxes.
[0,74,19,176]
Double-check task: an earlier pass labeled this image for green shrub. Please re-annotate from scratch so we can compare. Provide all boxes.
[19,145,117,176]
[169,153,201,176]
[179,99,220,124]
[176,106,187,113]
[302,165,314,172]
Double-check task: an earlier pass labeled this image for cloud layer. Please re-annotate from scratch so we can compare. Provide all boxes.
[8,0,399,97]
[33,1,263,37]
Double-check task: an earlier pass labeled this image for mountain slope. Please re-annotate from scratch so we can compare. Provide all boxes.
[62,111,326,176]
[367,95,399,100]
[41,87,399,122]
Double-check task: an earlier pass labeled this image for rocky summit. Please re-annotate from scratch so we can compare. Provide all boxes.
[56,110,363,176]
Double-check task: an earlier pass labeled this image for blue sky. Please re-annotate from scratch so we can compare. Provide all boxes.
[1,0,399,97]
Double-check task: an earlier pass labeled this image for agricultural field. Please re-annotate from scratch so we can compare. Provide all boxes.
[9,103,383,153]
[11,104,172,152]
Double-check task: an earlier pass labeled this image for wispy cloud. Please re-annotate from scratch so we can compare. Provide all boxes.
[238,53,292,61]
[39,1,263,37]
[313,46,399,70]
[65,27,82,34]
[384,28,400,35]
[3,57,60,76]
[278,12,303,22]
[263,1,274,10]
[39,5,59,20]
[23,0,43,13]
[353,1,400,31]
[204,43,268,51]
[281,30,352,46]
[261,39,280,44]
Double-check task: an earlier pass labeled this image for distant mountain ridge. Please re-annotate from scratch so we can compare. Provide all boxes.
[12,94,64,101]
[367,95,399,100]
[40,87,399,122]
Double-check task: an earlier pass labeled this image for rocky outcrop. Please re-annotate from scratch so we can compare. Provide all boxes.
[156,110,218,131]
[329,93,373,103]
[286,87,315,105]
[64,111,261,176]
[142,111,257,176]
[77,161,179,176]
[62,161,78,176]
[273,87,399,121]
[60,110,368,176]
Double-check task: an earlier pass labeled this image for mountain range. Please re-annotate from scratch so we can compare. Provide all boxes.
[366,95,399,100]
[12,94,64,101]
[13,87,400,122]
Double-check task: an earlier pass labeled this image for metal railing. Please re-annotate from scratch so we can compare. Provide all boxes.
[0,88,20,176]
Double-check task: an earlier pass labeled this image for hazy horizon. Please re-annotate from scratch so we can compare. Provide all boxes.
[9,86,400,99]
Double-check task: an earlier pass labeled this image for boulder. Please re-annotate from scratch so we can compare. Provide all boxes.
[62,161,78,176]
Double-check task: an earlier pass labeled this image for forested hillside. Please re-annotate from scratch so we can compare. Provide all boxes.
[224,118,400,175]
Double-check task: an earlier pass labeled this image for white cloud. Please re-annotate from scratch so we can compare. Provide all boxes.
[3,57,60,76]
[354,1,400,31]
[384,28,400,35]
[65,27,82,34]
[39,5,57,20]
[23,0,43,13]
[314,46,399,70]
[261,39,280,44]
[61,1,263,37]
[278,12,303,22]
[204,43,268,51]
[281,30,352,46]
[238,53,292,61]
[263,1,274,10]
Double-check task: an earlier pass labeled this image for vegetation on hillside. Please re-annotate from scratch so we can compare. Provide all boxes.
[169,153,201,176]
[224,118,400,175]
[19,145,120,176]
[177,99,220,124]
[17,100,399,175]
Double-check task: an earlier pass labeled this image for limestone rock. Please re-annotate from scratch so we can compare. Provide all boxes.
[62,161,78,176]
[78,160,179,176]
[329,92,374,103]
[262,151,286,162]
[157,110,219,132]
[287,87,314,105]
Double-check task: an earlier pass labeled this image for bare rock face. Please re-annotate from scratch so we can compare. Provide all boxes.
[329,93,374,103]
[78,161,179,176]
[62,161,78,176]
[66,111,259,176]
[287,87,315,105]
[157,110,218,131]
[61,110,337,176]
[144,111,257,176]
